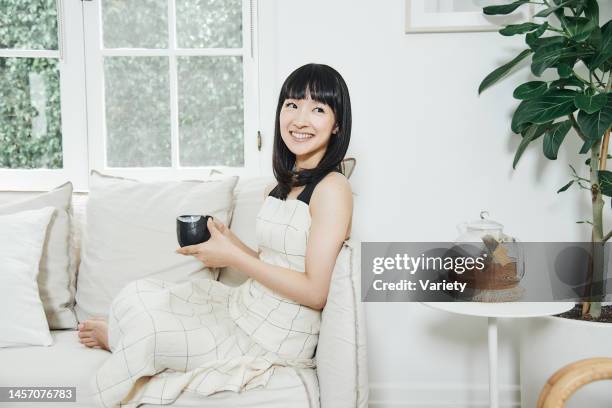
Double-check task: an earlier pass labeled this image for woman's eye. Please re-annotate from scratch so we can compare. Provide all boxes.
[314,107,325,113]
[284,102,297,108]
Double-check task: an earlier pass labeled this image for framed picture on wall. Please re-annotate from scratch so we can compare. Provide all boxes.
[405,0,534,33]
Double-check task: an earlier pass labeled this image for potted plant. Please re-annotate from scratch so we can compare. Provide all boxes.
[478,0,611,406]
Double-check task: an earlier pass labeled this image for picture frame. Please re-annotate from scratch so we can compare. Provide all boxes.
[405,0,534,33]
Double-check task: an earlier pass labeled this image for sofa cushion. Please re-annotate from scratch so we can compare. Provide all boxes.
[316,241,368,408]
[0,182,77,329]
[0,207,56,347]
[75,171,238,321]
[0,330,319,408]
[220,176,273,286]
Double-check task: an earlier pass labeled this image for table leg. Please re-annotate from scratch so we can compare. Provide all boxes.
[488,317,499,408]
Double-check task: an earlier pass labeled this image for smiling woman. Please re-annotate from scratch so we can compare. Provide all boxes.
[78,63,354,407]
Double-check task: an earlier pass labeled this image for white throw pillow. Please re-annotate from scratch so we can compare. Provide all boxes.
[75,171,238,321]
[0,182,77,329]
[0,207,56,347]
[316,241,368,408]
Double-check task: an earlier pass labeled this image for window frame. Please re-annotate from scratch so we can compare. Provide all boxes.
[82,0,261,182]
[0,0,89,191]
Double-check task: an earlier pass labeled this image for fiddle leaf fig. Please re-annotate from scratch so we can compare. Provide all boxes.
[513,81,548,100]
[499,22,540,36]
[598,171,612,197]
[564,16,598,42]
[512,89,579,132]
[575,93,608,114]
[577,98,612,140]
[478,49,532,94]
[557,64,573,78]
[483,0,529,15]
[583,0,599,21]
[534,0,574,18]
[579,137,598,154]
[531,41,586,76]
[478,0,612,314]
[513,124,540,169]
[588,21,612,70]
[550,76,584,89]
[543,120,572,160]
[526,23,549,48]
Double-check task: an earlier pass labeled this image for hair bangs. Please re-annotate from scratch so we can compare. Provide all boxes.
[282,65,338,110]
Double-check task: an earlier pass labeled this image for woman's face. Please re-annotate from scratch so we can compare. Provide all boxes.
[279,95,337,167]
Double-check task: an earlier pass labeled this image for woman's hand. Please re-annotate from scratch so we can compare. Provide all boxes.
[176,218,239,268]
[212,218,236,241]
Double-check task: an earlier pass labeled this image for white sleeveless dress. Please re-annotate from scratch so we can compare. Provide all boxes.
[92,195,320,407]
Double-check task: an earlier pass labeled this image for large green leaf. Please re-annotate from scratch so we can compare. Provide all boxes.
[579,137,598,154]
[583,0,599,22]
[513,81,548,100]
[526,23,549,48]
[513,124,540,169]
[588,21,612,70]
[557,64,573,78]
[543,120,572,159]
[521,121,553,139]
[499,22,540,36]
[598,170,612,197]
[528,35,566,51]
[564,16,597,42]
[577,97,612,140]
[478,49,532,95]
[534,0,574,18]
[550,76,584,89]
[484,0,529,15]
[512,89,579,132]
[531,41,585,76]
[575,93,607,114]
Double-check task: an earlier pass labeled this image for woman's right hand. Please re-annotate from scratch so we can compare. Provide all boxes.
[211,218,260,259]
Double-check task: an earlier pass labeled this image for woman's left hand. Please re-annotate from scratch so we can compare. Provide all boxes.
[176,218,238,268]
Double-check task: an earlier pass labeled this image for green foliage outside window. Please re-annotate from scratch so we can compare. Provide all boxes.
[0,0,62,169]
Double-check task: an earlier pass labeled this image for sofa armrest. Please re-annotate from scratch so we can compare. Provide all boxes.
[316,240,368,408]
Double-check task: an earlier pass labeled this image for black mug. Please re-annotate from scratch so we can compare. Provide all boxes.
[176,215,212,247]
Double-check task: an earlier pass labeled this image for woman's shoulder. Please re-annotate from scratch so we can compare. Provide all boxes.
[311,171,352,208]
[319,170,351,191]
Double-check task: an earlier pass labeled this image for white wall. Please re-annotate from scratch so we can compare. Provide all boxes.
[257,0,611,406]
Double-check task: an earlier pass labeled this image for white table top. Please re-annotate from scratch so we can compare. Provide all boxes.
[422,302,575,318]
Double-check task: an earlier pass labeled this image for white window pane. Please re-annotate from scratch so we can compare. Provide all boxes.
[178,56,243,167]
[176,0,242,49]
[0,0,58,50]
[104,57,171,167]
[0,58,62,169]
[102,0,168,49]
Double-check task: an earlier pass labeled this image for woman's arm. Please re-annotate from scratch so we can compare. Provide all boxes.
[230,173,352,310]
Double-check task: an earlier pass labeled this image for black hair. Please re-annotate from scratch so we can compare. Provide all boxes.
[272,63,352,199]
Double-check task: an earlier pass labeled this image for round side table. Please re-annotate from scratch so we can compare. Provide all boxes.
[422,302,575,408]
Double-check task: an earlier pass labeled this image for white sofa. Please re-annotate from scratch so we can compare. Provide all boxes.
[0,177,368,408]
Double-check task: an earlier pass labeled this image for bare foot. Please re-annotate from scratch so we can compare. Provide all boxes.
[77,317,110,351]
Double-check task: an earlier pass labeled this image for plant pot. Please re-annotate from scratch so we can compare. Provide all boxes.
[520,315,612,407]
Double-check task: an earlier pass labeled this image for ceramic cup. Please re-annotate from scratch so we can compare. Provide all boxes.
[176,215,212,247]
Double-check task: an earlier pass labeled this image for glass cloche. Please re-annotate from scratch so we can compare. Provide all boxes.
[451,211,525,301]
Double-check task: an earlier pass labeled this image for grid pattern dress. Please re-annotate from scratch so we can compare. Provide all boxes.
[93,195,320,408]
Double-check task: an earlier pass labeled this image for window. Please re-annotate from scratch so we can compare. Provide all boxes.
[83,0,260,181]
[0,0,88,190]
[1,0,259,190]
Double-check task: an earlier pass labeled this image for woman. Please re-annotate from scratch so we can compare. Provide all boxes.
[78,63,352,406]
